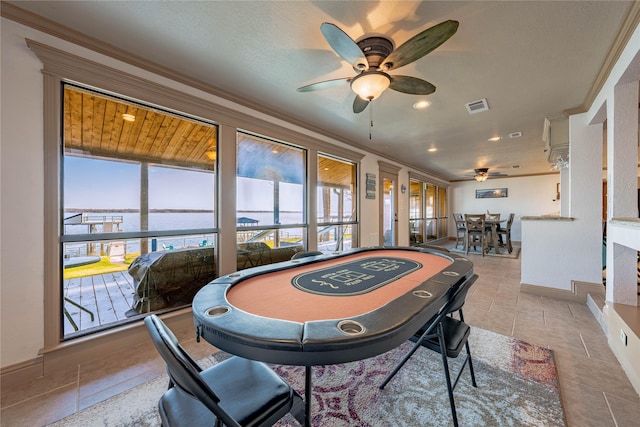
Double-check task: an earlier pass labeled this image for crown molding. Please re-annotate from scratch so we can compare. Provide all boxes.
[2,1,446,182]
[582,1,640,112]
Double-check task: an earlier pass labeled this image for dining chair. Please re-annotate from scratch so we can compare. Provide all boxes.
[464,214,488,256]
[379,274,479,427]
[453,213,466,248]
[496,213,515,253]
[485,212,500,221]
[144,315,305,427]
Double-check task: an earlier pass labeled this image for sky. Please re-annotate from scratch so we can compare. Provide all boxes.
[64,156,303,211]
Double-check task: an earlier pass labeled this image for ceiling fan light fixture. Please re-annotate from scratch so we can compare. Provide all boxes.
[474,167,489,182]
[350,71,391,101]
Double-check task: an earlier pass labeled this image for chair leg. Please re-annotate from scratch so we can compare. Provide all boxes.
[465,341,478,388]
[457,311,477,388]
[437,321,459,427]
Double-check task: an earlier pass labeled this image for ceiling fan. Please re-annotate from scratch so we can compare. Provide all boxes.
[297,20,459,113]
[471,168,508,182]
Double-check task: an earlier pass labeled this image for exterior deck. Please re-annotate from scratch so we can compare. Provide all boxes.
[63,271,137,335]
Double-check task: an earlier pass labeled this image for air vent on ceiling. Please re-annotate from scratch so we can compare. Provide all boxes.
[509,131,522,138]
[465,98,489,115]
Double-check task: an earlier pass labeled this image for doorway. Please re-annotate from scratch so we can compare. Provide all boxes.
[380,172,398,246]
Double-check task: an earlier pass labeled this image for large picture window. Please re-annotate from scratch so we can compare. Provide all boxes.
[236,133,306,268]
[317,154,357,252]
[61,84,218,337]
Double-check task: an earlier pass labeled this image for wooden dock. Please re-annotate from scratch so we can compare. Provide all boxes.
[63,271,137,335]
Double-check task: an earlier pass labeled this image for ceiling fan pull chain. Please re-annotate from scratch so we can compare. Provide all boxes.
[369,101,373,140]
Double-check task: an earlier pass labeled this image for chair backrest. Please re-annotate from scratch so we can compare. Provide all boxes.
[464,214,485,232]
[486,213,500,221]
[453,213,466,229]
[144,315,240,427]
[291,250,323,260]
[446,274,478,315]
[506,213,515,229]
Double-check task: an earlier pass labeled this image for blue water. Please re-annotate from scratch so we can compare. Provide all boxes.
[63,211,306,256]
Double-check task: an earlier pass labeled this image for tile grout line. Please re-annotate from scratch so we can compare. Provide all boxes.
[602,392,619,427]
[76,364,81,413]
[578,333,591,358]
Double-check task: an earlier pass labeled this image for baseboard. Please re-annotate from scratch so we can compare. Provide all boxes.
[586,293,608,334]
[520,280,605,303]
[604,303,640,397]
[0,309,194,386]
[0,356,45,389]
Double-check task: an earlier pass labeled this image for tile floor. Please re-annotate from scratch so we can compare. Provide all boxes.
[2,243,640,426]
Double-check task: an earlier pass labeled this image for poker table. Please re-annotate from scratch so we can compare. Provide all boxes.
[192,246,475,426]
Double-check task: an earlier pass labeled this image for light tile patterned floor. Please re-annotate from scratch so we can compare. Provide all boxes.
[2,243,639,426]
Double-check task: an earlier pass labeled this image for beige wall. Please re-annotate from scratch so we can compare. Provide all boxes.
[1,18,444,369]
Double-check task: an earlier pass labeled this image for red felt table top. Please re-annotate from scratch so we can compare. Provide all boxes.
[227,249,452,323]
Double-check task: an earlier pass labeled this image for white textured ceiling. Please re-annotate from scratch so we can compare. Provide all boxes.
[6,1,634,181]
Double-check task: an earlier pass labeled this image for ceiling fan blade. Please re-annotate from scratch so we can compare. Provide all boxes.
[320,23,368,69]
[389,76,436,95]
[297,78,351,92]
[353,96,370,113]
[382,20,459,71]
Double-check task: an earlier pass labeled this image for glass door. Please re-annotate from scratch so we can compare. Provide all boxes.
[380,173,397,246]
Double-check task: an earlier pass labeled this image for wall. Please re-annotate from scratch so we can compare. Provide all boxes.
[450,174,560,242]
[520,113,604,292]
[1,19,48,369]
[0,17,438,369]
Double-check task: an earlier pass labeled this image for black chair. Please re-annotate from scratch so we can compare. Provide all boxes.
[144,315,305,427]
[291,250,323,260]
[380,274,479,427]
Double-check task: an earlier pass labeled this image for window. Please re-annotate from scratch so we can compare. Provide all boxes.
[61,84,218,338]
[408,178,448,243]
[317,154,357,252]
[236,133,305,268]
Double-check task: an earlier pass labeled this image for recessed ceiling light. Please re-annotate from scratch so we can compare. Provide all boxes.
[122,113,136,122]
[427,147,437,152]
[488,136,501,142]
[413,100,431,109]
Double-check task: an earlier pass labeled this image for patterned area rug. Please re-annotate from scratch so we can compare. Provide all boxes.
[48,328,564,427]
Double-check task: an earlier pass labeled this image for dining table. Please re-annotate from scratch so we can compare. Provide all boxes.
[484,218,507,254]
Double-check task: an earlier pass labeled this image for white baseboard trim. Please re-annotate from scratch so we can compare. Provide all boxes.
[520,280,605,303]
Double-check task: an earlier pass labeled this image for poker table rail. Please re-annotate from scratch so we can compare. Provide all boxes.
[193,246,475,366]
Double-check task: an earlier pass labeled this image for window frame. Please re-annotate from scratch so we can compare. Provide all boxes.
[29,39,365,351]
[316,153,359,252]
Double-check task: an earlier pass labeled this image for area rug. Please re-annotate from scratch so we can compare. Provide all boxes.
[449,245,521,259]
[48,328,565,427]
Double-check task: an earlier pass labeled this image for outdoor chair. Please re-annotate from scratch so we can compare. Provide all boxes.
[379,274,478,427]
[144,315,305,427]
[63,297,95,332]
